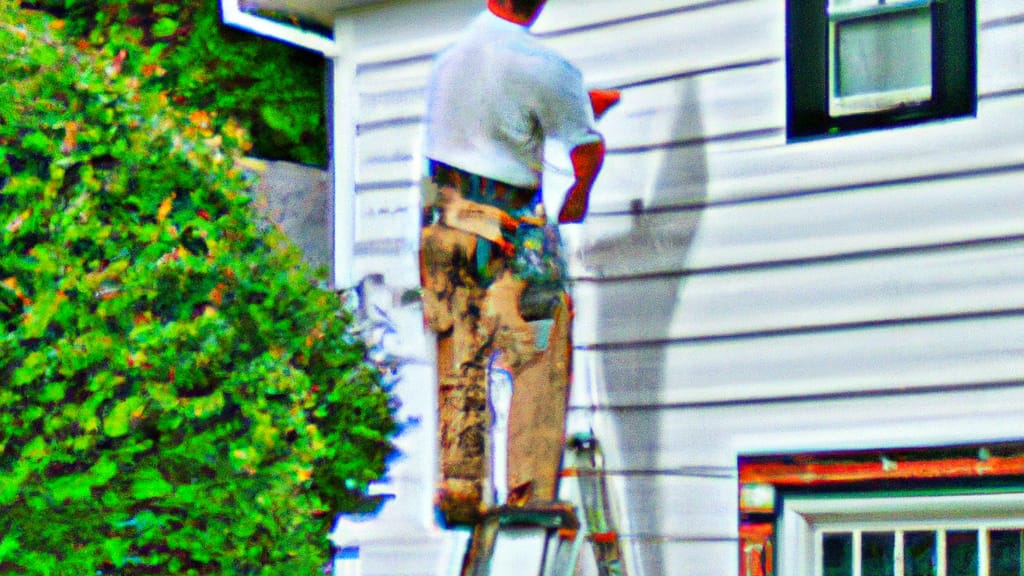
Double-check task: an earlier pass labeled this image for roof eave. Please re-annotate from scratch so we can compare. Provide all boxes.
[235,0,390,27]
[220,0,341,56]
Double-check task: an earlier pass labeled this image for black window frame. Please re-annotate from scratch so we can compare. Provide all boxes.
[787,0,977,140]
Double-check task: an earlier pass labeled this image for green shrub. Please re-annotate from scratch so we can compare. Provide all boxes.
[28,0,329,166]
[0,3,394,573]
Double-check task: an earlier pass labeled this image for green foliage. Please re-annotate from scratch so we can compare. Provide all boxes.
[30,0,328,166]
[0,3,394,573]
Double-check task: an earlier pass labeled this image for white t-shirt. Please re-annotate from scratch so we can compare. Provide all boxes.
[424,12,601,190]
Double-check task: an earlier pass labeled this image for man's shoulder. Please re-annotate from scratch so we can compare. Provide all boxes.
[501,33,582,84]
[434,13,581,84]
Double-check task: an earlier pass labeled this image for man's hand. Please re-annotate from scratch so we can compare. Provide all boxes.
[588,89,621,120]
[558,139,605,223]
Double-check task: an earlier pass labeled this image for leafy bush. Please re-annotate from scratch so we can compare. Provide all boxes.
[0,3,394,573]
[28,0,329,166]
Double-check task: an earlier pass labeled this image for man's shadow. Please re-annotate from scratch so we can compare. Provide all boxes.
[572,75,709,576]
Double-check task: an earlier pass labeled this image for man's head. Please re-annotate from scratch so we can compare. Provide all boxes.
[488,0,547,26]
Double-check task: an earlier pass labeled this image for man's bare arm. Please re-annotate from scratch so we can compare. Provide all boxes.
[557,89,618,224]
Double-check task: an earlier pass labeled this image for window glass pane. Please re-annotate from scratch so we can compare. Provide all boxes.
[946,531,978,576]
[863,532,896,576]
[835,7,932,97]
[824,533,854,576]
[904,531,936,576]
[990,530,1022,576]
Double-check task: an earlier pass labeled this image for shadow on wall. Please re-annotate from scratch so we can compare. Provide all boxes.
[578,76,709,576]
[250,159,332,273]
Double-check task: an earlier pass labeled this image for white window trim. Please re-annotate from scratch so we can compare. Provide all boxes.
[826,0,935,117]
[826,0,931,20]
[779,492,1024,576]
[829,85,935,118]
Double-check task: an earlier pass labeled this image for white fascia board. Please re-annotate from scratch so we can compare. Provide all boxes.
[220,0,339,57]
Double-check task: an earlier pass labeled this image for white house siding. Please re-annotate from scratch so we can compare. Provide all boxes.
[338,0,1024,574]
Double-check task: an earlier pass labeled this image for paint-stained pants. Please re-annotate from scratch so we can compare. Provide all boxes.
[420,170,571,525]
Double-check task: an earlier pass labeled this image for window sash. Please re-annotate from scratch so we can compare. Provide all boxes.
[814,528,1024,576]
[827,0,935,117]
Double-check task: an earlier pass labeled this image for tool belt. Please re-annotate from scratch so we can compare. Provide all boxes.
[423,160,567,297]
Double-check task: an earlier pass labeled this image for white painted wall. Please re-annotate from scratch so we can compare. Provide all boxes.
[329,0,1024,574]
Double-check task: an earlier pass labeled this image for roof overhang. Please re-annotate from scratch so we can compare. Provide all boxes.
[222,0,361,56]
[239,0,388,27]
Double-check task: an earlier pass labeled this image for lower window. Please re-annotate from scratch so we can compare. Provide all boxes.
[739,443,1024,576]
[782,492,1024,576]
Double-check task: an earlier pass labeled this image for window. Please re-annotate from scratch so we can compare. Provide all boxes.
[739,444,1024,576]
[787,0,976,138]
[782,493,1024,576]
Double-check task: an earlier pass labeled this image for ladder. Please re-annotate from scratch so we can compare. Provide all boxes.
[562,433,626,576]
[457,433,627,576]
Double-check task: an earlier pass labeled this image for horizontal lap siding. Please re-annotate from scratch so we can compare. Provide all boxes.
[355,124,421,185]
[584,91,1024,217]
[573,238,1024,347]
[345,1,1024,574]
[576,313,1024,406]
[627,541,739,575]
[570,150,1024,278]
[595,63,785,153]
[579,385,1024,473]
[603,475,740,538]
[540,1,781,88]
[576,539,740,576]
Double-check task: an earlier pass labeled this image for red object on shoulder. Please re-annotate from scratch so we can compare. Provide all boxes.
[588,89,621,119]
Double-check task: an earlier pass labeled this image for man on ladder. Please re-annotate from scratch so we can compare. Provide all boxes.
[420,0,619,573]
